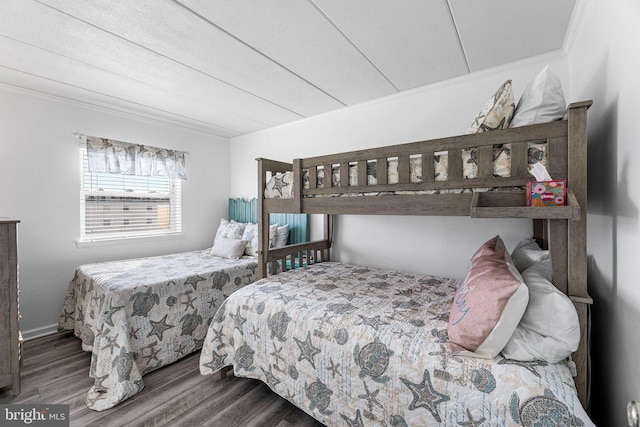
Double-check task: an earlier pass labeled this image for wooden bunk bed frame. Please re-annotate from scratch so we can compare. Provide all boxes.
[256,100,593,409]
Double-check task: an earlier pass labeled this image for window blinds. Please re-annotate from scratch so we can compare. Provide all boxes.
[79,147,182,242]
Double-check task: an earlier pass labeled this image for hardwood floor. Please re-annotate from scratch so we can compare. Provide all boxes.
[0,331,325,427]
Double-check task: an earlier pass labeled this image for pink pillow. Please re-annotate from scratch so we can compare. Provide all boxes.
[447,236,529,358]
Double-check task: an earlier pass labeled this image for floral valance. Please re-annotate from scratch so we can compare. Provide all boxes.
[83,135,187,180]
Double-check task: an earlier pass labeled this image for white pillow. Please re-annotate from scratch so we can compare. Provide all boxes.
[215,218,246,241]
[273,224,289,248]
[241,222,259,256]
[510,65,567,127]
[268,223,278,248]
[210,237,248,260]
[511,237,550,273]
[501,259,580,363]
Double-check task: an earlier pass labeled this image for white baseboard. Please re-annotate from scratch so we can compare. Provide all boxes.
[22,324,60,341]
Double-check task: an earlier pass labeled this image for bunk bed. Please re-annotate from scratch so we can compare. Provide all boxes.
[200,101,593,425]
[58,199,307,411]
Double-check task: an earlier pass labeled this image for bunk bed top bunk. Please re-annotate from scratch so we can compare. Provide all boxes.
[199,100,593,425]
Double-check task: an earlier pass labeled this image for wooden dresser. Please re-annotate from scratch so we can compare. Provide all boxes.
[0,219,20,395]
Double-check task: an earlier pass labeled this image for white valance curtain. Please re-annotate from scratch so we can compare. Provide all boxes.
[82,135,187,180]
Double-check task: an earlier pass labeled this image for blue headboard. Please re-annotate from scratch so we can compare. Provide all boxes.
[228,198,309,245]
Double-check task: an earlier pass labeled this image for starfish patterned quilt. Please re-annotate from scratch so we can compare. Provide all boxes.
[200,262,594,426]
[59,249,257,410]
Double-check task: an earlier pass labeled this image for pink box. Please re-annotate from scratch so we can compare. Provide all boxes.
[527,180,567,206]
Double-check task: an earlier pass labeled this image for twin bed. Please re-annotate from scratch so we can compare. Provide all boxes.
[61,89,594,424]
[198,100,594,426]
[58,205,307,410]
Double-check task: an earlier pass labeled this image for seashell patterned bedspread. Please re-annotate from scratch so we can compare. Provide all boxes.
[199,262,594,426]
[59,249,258,411]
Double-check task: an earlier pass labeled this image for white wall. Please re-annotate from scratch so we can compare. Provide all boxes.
[569,0,640,424]
[230,55,571,280]
[0,87,230,338]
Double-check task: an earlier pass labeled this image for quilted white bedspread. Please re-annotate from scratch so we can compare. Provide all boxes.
[200,262,593,426]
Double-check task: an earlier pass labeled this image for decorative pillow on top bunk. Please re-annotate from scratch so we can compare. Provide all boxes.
[510,65,567,127]
[447,235,529,359]
[264,172,294,199]
[467,80,515,133]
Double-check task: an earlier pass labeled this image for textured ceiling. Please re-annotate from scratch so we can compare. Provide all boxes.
[0,0,578,138]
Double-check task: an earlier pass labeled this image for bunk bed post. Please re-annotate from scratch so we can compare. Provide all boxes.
[323,214,332,262]
[257,158,268,278]
[567,101,593,408]
[293,158,302,213]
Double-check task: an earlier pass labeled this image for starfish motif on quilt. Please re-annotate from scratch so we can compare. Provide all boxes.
[141,341,161,365]
[270,342,286,367]
[358,380,383,413]
[261,364,280,389]
[497,358,547,378]
[183,275,207,291]
[176,342,190,356]
[391,328,416,340]
[129,326,140,340]
[294,331,321,368]
[400,369,450,422]
[312,311,336,328]
[146,314,174,340]
[85,391,107,408]
[101,334,120,355]
[271,175,289,197]
[284,389,296,403]
[326,357,341,379]
[94,374,110,391]
[356,314,389,331]
[459,408,486,427]
[210,325,225,343]
[429,344,462,370]
[103,301,124,327]
[91,293,102,306]
[340,409,364,427]
[60,309,74,323]
[230,307,247,332]
[193,336,205,349]
[275,293,297,306]
[248,324,261,340]
[203,350,227,371]
[181,292,197,311]
[337,291,357,301]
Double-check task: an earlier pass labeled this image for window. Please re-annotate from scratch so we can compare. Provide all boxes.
[79,147,182,242]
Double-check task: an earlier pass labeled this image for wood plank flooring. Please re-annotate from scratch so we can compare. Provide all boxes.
[0,331,325,427]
